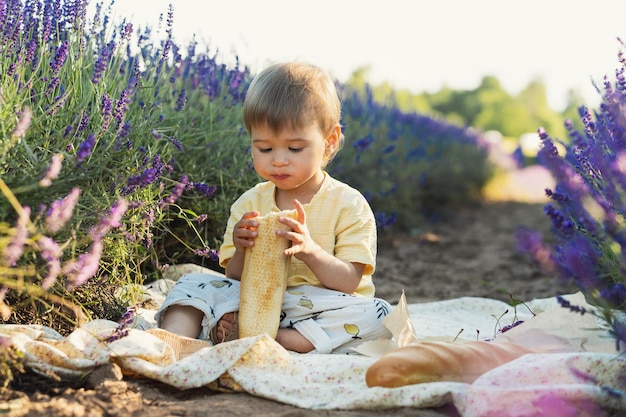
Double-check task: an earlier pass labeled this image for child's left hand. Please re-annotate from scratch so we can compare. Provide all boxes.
[277,199,317,259]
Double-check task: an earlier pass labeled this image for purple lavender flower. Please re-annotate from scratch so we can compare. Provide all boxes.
[76,134,96,164]
[168,137,183,151]
[353,134,375,163]
[50,40,68,75]
[89,198,129,240]
[45,187,81,233]
[166,4,174,37]
[556,295,587,315]
[545,188,569,203]
[544,203,575,236]
[101,93,113,131]
[194,247,219,261]
[89,2,102,35]
[39,153,64,187]
[600,283,626,309]
[113,89,131,127]
[191,183,216,197]
[101,305,137,343]
[78,113,89,131]
[558,236,599,291]
[515,227,556,273]
[46,76,60,96]
[129,59,142,90]
[12,106,32,138]
[2,206,31,267]
[175,88,187,111]
[63,240,103,289]
[7,62,16,77]
[47,94,67,116]
[611,320,626,352]
[115,122,132,149]
[162,175,188,205]
[63,124,74,137]
[38,236,63,290]
[42,1,53,43]
[126,168,158,192]
[63,0,87,28]
[120,22,133,41]
[193,214,208,223]
[92,41,114,84]
[376,211,397,231]
[25,38,37,65]
[123,154,168,193]
[537,128,559,157]
[144,207,156,228]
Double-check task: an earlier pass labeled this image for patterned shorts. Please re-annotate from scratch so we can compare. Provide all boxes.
[154,270,392,353]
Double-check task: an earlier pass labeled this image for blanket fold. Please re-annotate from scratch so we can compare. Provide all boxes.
[2,276,624,415]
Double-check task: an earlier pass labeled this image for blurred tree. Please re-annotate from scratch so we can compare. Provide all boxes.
[472,76,529,135]
[516,79,566,139]
[345,70,584,142]
[428,85,473,126]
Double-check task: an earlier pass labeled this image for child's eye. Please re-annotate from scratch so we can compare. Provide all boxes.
[258,148,272,153]
[289,147,304,152]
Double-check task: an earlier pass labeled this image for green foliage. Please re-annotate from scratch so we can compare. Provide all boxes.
[330,85,493,231]
[347,69,586,143]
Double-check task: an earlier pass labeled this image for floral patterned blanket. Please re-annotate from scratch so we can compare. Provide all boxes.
[1,266,624,417]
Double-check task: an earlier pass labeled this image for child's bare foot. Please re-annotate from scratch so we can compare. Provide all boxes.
[276,328,315,353]
[212,312,238,343]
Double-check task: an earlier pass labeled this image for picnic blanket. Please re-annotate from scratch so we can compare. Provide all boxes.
[2,265,625,417]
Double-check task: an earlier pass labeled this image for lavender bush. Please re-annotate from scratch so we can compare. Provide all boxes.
[331,84,492,231]
[0,0,254,329]
[517,39,626,350]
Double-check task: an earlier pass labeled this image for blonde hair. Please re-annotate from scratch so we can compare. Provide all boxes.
[243,62,344,164]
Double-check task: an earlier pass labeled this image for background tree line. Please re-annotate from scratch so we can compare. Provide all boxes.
[344,67,585,142]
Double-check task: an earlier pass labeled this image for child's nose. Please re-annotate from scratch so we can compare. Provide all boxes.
[272,151,289,166]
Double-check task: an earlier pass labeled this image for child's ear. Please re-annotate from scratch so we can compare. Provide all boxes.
[325,125,341,155]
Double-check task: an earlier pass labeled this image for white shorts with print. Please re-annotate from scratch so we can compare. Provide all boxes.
[154,270,393,354]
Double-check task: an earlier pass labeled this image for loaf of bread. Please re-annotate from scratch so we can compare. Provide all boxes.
[365,340,534,387]
[238,209,297,339]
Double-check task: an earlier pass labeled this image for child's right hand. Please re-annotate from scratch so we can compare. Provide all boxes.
[232,211,260,251]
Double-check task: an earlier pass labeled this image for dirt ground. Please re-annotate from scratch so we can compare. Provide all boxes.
[2,201,576,417]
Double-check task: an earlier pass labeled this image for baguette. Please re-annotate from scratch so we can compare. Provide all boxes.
[365,340,534,387]
[238,209,297,339]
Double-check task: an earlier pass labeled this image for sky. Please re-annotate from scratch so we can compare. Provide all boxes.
[103,0,626,110]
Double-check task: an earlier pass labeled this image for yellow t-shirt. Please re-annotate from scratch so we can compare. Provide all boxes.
[219,172,377,297]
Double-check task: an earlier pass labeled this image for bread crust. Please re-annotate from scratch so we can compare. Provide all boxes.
[365,340,534,387]
[238,209,296,339]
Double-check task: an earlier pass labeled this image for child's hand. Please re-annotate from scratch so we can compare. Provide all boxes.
[232,211,260,251]
[277,200,316,259]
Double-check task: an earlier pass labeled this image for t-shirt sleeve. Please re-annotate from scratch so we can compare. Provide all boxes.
[334,196,377,276]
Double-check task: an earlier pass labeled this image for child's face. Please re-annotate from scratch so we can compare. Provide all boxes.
[250,121,337,194]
